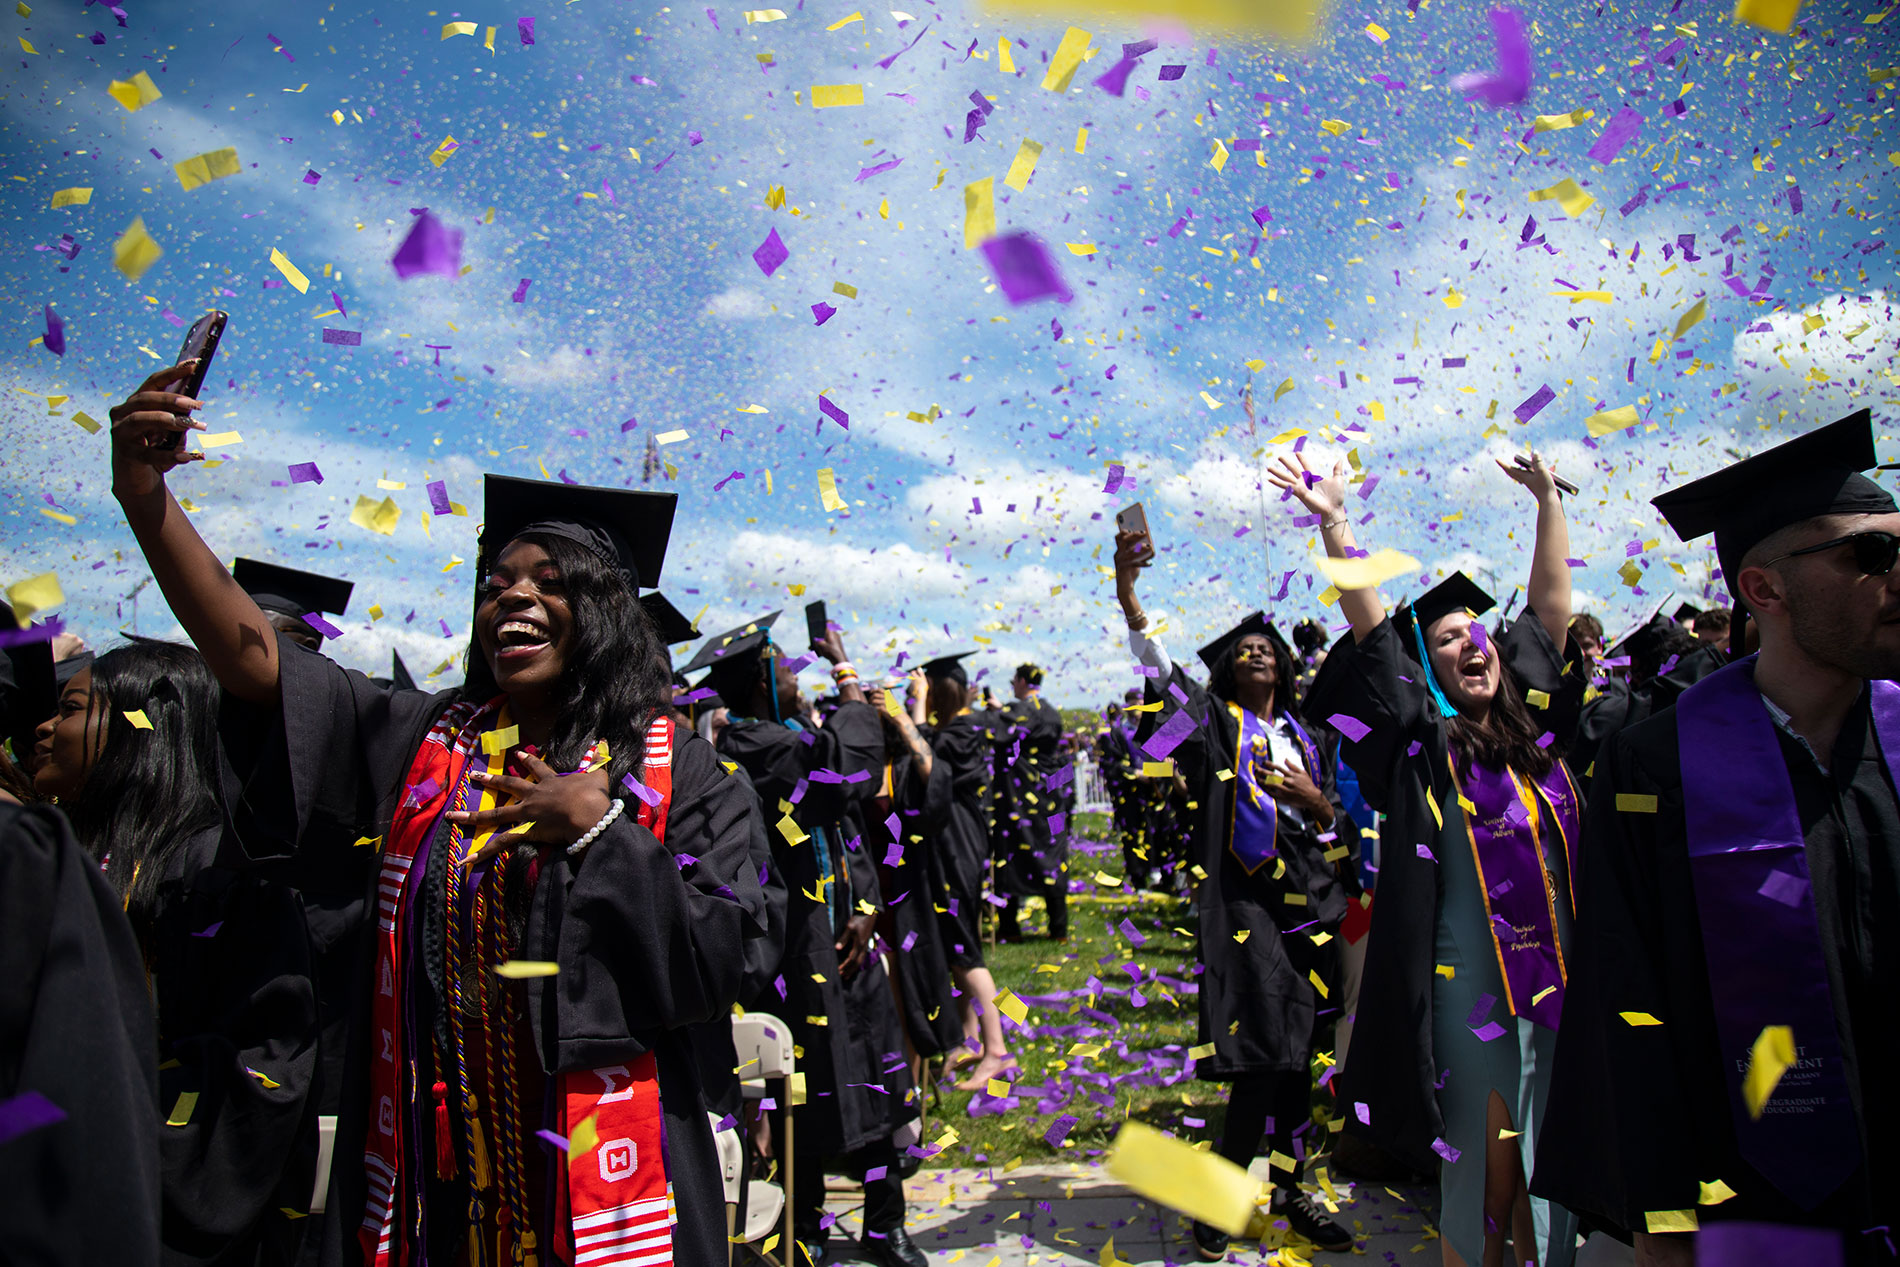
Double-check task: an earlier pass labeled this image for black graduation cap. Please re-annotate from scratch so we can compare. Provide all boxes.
[1652,409,1894,597]
[1195,611,1288,672]
[681,611,782,676]
[921,650,977,682]
[0,600,57,763]
[478,475,677,592]
[233,558,354,620]
[1392,571,1497,651]
[390,650,417,693]
[1671,602,1702,623]
[640,592,701,646]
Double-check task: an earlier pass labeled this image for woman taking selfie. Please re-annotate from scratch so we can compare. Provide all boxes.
[109,359,770,1267]
[1111,522,1355,1258]
[1286,449,1586,1267]
[34,639,319,1264]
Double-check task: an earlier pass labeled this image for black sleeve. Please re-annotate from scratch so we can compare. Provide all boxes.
[1301,618,1442,812]
[1140,663,1218,793]
[542,732,772,1073]
[1498,608,1589,753]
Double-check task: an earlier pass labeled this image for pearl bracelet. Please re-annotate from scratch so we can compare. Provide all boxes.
[568,797,625,856]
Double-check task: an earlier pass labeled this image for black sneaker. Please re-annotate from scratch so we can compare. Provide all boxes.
[1191,1221,1230,1261]
[1271,1188,1353,1252]
[859,1227,927,1267]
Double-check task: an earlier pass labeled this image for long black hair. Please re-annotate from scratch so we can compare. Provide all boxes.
[62,639,225,930]
[460,531,674,791]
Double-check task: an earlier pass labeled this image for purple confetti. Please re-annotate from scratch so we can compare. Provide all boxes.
[288,462,323,485]
[517,16,536,44]
[1453,7,1532,107]
[1328,713,1371,743]
[1513,384,1555,422]
[0,1091,66,1147]
[42,305,64,357]
[427,480,452,515]
[1104,463,1125,493]
[979,233,1073,306]
[1588,107,1643,163]
[512,278,532,303]
[303,613,344,640]
[390,212,464,280]
[752,227,789,277]
[536,1128,569,1151]
[818,396,849,428]
[1758,870,1808,908]
[1158,64,1185,80]
[812,301,837,326]
[321,329,362,346]
[303,169,321,185]
[855,157,904,182]
[621,773,665,807]
[1141,708,1197,761]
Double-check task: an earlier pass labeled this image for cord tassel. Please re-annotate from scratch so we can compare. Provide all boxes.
[433,1081,456,1179]
[467,1097,493,1189]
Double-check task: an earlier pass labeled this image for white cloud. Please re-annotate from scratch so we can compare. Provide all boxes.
[705,287,773,320]
[721,528,969,602]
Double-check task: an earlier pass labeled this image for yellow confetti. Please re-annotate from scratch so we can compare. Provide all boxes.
[1531,108,1594,132]
[1673,298,1709,339]
[810,83,864,108]
[656,429,689,444]
[49,187,92,209]
[493,960,559,979]
[349,494,401,536]
[1232,929,1251,943]
[817,467,846,512]
[71,412,101,434]
[269,247,311,294]
[1699,1179,1738,1205]
[17,35,34,54]
[1528,177,1596,218]
[1041,26,1091,93]
[569,1113,600,1156]
[165,1091,199,1126]
[1065,242,1097,256]
[986,1078,1012,1096]
[1525,688,1552,708]
[1443,289,1465,309]
[826,11,864,28]
[963,177,996,249]
[39,508,77,526]
[174,147,242,193]
[107,70,163,112]
[1585,405,1642,437]
[1003,137,1044,191]
[1554,290,1614,304]
[993,988,1030,1025]
[113,217,163,282]
[441,20,478,38]
[123,710,153,730]
[1105,1122,1258,1236]
[1139,759,1173,777]
[743,8,788,20]
[1272,378,1295,402]
[1311,549,1420,591]
[1615,793,1659,813]
[1092,870,1124,887]
[998,36,1015,73]
[1744,1025,1795,1119]
[1645,1210,1699,1234]
[832,281,858,298]
[5,572,64,624]
[1319,119,1351,136]
[1074,126,1087,153]
[430,135,460,167]
[1365,21,1389,40]
[1733,0,1799,31]
[481,724,521,755]
[485,25,496,51]
[1620,1011,1663,1026]
[196,431,242,449]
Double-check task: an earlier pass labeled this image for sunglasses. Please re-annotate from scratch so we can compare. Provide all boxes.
[1760,530,1900,577]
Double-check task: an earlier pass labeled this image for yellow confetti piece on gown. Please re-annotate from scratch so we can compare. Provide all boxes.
[1310,548,1420,591]
[1645,1209,1699,1234]
[5,572,64,623]
[174,147,242,192]
[1699,1179,1738,1205]
[1105,1122,1259,1236]
[998,37,1015,72]
[1528,177,1596,218]
[123,710,153,730]
[493,960,559,979]
[817,467,846,512]
[810,83,864,108]
[441,20,478,38]
[50,187,92,209]
[1619,1010,1662,1026]
[269,247,311,293]
[166,1091,199,1127]
[113,217,163,281]
[349,494,401,536]
[1040,26,1091,92]
[1733,0,1799,32]
[1616,793,1659,813]
[480,724,520,754]
[963,177,995,249]
[1585,405,1642,436]
[107,70,163,111]
[1744,1025,1796,1119]
[1003,138,1043,191]
[569,1113,599,1157]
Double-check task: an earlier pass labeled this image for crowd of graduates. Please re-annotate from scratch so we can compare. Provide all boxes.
[0,358,1895,1267]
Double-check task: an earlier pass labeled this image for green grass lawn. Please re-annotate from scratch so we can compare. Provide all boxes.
[914,812,1337,1170]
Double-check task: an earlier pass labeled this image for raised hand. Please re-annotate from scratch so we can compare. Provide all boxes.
[1265,452,1348,521]
[110,361,208,494]
[1497,449,1561,501]
[443,753,614,869]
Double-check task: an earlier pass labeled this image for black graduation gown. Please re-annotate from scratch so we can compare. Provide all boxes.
[718,703,919,1156]
[993,697,1069,897]
[924,714,994,969]
[0,801,161,1267]
[1302,612,1585,1167]
[223,638,768,1267]
[1530,691,1900,1255]
[1137,665,1350,1078]
[150,826,322,1266]
[851,748,963,1059]
[1571,645,1727,789]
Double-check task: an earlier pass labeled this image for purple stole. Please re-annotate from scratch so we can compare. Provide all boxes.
[1676,657,1880,1210]
[1228,703,1324,874]
[1450,757,1581,1030]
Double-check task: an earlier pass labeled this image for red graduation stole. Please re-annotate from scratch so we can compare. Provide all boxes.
[360,704,677,1267]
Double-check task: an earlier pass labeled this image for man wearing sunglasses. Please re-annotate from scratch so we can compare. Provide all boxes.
[1534,409,1900,1267]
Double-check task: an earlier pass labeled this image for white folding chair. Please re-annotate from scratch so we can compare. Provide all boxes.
[728,1011,796,1266]
[309,1114,337,1214]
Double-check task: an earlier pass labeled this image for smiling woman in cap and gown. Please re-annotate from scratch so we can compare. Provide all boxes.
[1285,447,1588,1267]
[1110,517,1355,1257]
[1533,410,1900,1267]
[109,358,769,1267]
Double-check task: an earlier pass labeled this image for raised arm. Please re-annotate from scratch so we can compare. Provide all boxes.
[1265,452,1385,644]
[109,361,281,704]
[812,624,866,704]
[1499,450,1572,650]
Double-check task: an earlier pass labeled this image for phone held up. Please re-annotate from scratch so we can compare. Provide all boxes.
[157,310,228,451]
[804,600,829,651]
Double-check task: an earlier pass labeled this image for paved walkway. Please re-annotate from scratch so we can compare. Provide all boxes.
[807,1163,1636,1267]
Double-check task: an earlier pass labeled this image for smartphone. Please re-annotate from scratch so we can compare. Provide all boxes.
[1115,502,1149,538]
[158,310,228,450]
[804,600,829,649]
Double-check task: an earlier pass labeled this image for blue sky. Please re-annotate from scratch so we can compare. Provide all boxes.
[3,0,1895,705]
